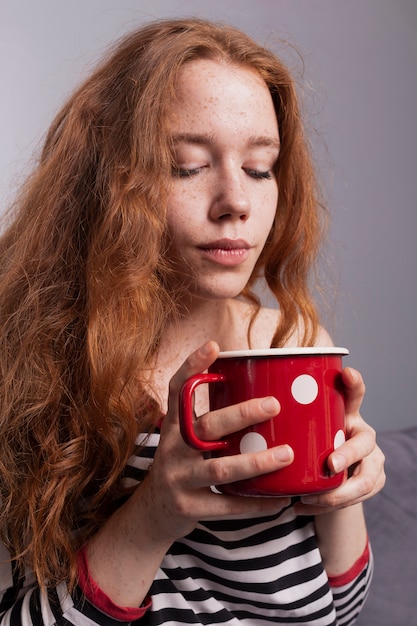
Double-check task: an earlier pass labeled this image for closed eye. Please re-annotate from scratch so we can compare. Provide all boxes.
[245,168,273,180]
[172,166,203,178]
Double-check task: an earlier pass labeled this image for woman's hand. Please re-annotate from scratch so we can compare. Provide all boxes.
[86,357,382,606]
[139,340,293,544]
[87,341,293,609]
[294,366,386,517]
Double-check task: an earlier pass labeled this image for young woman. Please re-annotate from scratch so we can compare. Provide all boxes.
[0,18,385,626]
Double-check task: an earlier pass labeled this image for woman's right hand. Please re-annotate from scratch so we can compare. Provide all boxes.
[86,341,293,609]
[138,340,294,544]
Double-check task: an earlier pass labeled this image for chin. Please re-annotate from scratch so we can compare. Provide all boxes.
[182,270,254,303]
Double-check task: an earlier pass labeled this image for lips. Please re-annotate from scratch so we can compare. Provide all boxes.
[198,238,251,266]
[199,238,250,251]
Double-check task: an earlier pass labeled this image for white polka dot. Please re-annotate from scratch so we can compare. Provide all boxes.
[239,432,268,454]
[334,429,345,449]
[291,374,319,405]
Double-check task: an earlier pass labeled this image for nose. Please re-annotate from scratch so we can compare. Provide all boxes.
[209,167,250,222]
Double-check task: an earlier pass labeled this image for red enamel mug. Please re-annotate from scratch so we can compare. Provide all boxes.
[179,347,349,496]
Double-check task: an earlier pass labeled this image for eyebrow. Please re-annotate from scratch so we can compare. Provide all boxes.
[171,132,280,151]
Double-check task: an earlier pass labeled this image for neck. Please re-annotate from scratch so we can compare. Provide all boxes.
[157,296,255,369]
[149,296,255,413]
[168,297,238,352]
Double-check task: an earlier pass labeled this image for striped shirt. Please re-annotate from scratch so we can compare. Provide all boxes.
[0,429,372,625]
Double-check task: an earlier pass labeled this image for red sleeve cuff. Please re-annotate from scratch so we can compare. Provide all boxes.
[327,538,370,588]
[76,545,151,621]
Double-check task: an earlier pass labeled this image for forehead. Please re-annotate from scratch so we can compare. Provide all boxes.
[167,58,279,137]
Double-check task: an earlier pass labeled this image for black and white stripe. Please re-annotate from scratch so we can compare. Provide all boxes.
[0,429,372,625]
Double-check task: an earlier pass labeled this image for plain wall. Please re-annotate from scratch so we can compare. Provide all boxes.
[1,0,416,432]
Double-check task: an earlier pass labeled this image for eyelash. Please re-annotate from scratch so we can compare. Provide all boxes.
[173,167,202,178]
[172,167,273,180]
[245,169,273,181]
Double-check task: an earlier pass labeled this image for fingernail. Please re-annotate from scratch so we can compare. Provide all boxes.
[345,367,359,383]
[301,495,319,505]
[332,453,346,474]
[261,397,279,414]
[199,342,213,357]
[273,445,293,462]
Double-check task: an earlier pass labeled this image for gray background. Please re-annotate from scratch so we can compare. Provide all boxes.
[1,0,416,433]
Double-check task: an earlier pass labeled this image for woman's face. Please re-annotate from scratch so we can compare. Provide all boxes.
[165,58,280,303]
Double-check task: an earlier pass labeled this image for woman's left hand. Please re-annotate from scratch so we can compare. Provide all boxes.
[294,366,386,516]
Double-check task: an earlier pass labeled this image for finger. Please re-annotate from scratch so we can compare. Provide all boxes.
[167,341,220,416]
[328,420,376,474]
[191,445,294,490]
[189,490,293,520]
[195,396,280,441]
[342,367,366,416]
[295,467,386,515]
[297,443,386,513]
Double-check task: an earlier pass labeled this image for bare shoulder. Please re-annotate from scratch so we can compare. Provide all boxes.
[223,300,278,349]
[249,305,281,348]
[286,319,334,347]
[314,325,334,347]
[227,299,334,349]
[250,305,334,348]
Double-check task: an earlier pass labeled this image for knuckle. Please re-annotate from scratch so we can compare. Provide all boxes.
[238,401,253,422]
[247,452,267,475]
[195,413,212,441]
[238,398,265,425]
[174,494,194,518]
[361,473,375,495]
[206,459,231,485]
[328,494,342,508]
[321,490,343,508]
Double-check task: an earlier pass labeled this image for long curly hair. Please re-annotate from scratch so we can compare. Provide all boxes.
[0,18,326,589]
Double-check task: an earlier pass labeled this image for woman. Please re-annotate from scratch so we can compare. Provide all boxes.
[0,17,385,625]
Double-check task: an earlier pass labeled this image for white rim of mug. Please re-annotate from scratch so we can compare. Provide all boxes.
[218,347,349,358]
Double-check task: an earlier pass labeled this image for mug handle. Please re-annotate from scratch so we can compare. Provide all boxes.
[179,373,230,451]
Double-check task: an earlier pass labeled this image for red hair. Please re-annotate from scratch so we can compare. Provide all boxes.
[0,18,326,589]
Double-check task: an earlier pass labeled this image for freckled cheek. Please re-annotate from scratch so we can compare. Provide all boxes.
[171,184,206,208]
[166,205,199,246]
[255,186,278,218]
[167,190,209,234]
